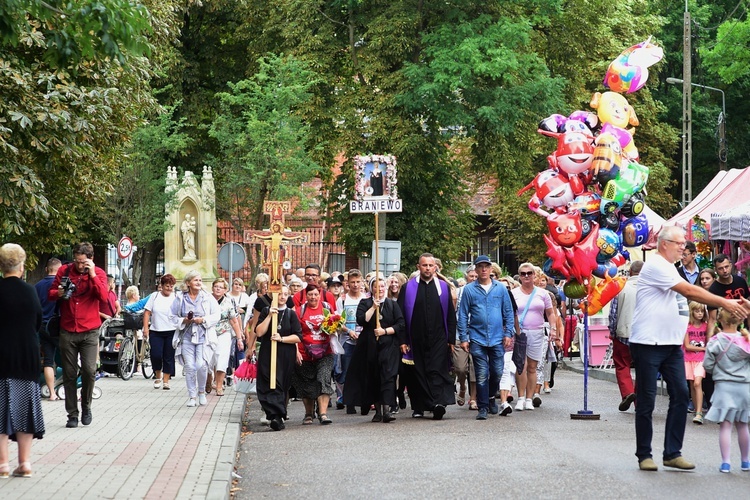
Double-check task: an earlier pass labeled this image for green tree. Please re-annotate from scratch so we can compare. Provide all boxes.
[209,53,323,269]
[96,106,192,291]
[0,0,164,267]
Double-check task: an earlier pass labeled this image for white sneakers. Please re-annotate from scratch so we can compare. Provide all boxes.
[499,402,513,416]
[186,398,197,407]
[515,399,525,411]
[198,393,208,406]
[525,398,535,411]
[532,394,542,407]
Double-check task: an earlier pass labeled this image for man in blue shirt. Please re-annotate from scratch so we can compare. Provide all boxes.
[35,257,62,400]
[458,256,515,420]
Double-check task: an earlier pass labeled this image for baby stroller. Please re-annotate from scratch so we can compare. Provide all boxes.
[99,317,126,376]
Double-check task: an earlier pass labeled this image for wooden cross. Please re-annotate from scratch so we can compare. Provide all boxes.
[244,200,310,389]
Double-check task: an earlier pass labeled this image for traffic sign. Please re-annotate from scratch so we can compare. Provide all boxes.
[218,242,246,272]
[117,236,133,259]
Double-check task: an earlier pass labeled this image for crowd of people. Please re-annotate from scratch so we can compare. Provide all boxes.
[3,229,750,477]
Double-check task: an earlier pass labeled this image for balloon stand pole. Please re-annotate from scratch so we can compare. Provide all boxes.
[571,307,600,420]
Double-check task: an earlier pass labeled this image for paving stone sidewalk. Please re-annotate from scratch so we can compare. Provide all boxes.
[0,373,245,500]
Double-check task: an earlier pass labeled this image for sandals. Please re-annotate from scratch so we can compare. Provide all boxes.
[12,462,32,478]
[303,414,314,425]
[319,414,332,425]
[154,379,162,389]
[468,400,478,411]
[0,463,9,479]
[162,382,170,390]
[457,389,466,406]
[216,388,225,396]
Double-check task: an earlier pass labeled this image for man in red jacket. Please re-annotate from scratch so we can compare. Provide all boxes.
[49,242,108,428]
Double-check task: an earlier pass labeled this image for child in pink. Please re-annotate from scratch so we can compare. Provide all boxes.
[684,301,708,424]
[703,308,750,473]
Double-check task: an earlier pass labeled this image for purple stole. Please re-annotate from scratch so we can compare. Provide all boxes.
[402,278,450,364]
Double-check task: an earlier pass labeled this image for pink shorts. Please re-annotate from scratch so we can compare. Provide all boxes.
[684,361,705,381]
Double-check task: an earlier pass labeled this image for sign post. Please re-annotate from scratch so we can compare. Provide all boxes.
[117,236,133,303]
[351,155,402,337]
[218,242,246,284]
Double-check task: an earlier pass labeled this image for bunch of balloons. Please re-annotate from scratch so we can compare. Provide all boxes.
[518,38,663,314]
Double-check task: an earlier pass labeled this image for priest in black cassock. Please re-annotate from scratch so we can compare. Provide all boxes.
[397,253,456,419]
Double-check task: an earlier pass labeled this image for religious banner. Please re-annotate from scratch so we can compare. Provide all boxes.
[245,201,310,290]
[350,154,402,213]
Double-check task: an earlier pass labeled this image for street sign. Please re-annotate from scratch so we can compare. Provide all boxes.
[218,242,246,272]
[349,198,403,213]
[117,236,133,259]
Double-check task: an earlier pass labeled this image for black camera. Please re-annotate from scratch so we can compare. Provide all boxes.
[60,277,76,300]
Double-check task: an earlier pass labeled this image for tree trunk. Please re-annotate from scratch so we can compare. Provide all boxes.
[140,240,164,294]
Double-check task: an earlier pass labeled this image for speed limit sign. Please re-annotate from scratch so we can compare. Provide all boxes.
[117,236,133,259]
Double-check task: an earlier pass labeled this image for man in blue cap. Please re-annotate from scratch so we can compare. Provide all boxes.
[457,256,515,419]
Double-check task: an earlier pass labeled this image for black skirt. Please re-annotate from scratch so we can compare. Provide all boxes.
[0,378,45,440]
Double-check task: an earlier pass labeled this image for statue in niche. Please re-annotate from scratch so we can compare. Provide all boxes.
[181,213,197,260]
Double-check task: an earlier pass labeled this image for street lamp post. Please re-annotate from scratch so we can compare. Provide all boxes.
[667,77,727,173]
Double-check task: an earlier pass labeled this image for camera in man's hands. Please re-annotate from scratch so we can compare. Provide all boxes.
[60,277,76,300]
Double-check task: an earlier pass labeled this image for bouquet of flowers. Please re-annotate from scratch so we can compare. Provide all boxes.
[321,309,347,336]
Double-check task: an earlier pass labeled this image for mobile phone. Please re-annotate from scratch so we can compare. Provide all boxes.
[187,311,194,320]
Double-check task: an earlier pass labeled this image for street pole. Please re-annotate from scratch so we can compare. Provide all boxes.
[667,77,727,173]
[682,6,692,205]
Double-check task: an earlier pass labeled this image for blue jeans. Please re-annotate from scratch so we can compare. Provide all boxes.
[470,342,505,410]
[629,343,688,461]
[336,341,357,386]
[149,330,176,376]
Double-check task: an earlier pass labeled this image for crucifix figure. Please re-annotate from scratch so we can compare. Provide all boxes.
[245,201,310,389]
[245,201,309,289]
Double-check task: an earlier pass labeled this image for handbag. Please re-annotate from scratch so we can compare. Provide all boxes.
[234,378,257,394]
[44,311,61,338]
[44,266,73,338]
[304,342,329,360]
[123,310,144,330]
[235,355,257,380]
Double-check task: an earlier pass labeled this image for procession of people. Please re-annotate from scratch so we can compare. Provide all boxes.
[3,229,750,480]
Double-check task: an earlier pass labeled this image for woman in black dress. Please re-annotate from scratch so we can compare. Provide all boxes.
[254,286,302,431]
[0,243,44,478]
[344,277,405,422]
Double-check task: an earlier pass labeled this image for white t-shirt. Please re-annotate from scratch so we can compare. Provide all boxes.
[630,253,690,345]
[337,294,364,345]
[145,292,178,332]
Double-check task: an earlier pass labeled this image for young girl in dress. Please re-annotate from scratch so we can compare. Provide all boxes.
[684,302,708,424]
[703,308,750,473]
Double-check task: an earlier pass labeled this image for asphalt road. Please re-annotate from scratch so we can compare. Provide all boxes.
[234,369,750,499]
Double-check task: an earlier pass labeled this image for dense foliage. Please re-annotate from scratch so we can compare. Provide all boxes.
[3,0,748,273]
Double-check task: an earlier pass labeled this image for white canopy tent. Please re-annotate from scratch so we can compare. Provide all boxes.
[711,200,750,241]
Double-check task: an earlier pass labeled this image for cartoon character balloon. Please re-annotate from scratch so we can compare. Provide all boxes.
[620,214,649,247]
[517,169,576,218]
[603,37,664,94]
[547,210,584,247]
[539,129,595,177]
[590,92,639,161]
[580,275,627,315]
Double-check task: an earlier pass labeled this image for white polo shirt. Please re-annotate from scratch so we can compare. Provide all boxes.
[630,253,689,346]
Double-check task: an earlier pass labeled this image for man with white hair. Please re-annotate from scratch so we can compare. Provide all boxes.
[629,226,750,472]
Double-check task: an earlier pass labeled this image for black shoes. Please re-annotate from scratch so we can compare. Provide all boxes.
[619,393,636,412]
[270,417,285,431]
[81,409,92,426]
[433,404,446,420]
[66,417,78,428]
[412,411,423,418]
[382,411,395,423]
[371,413,383,423]
[346,405,357,415]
